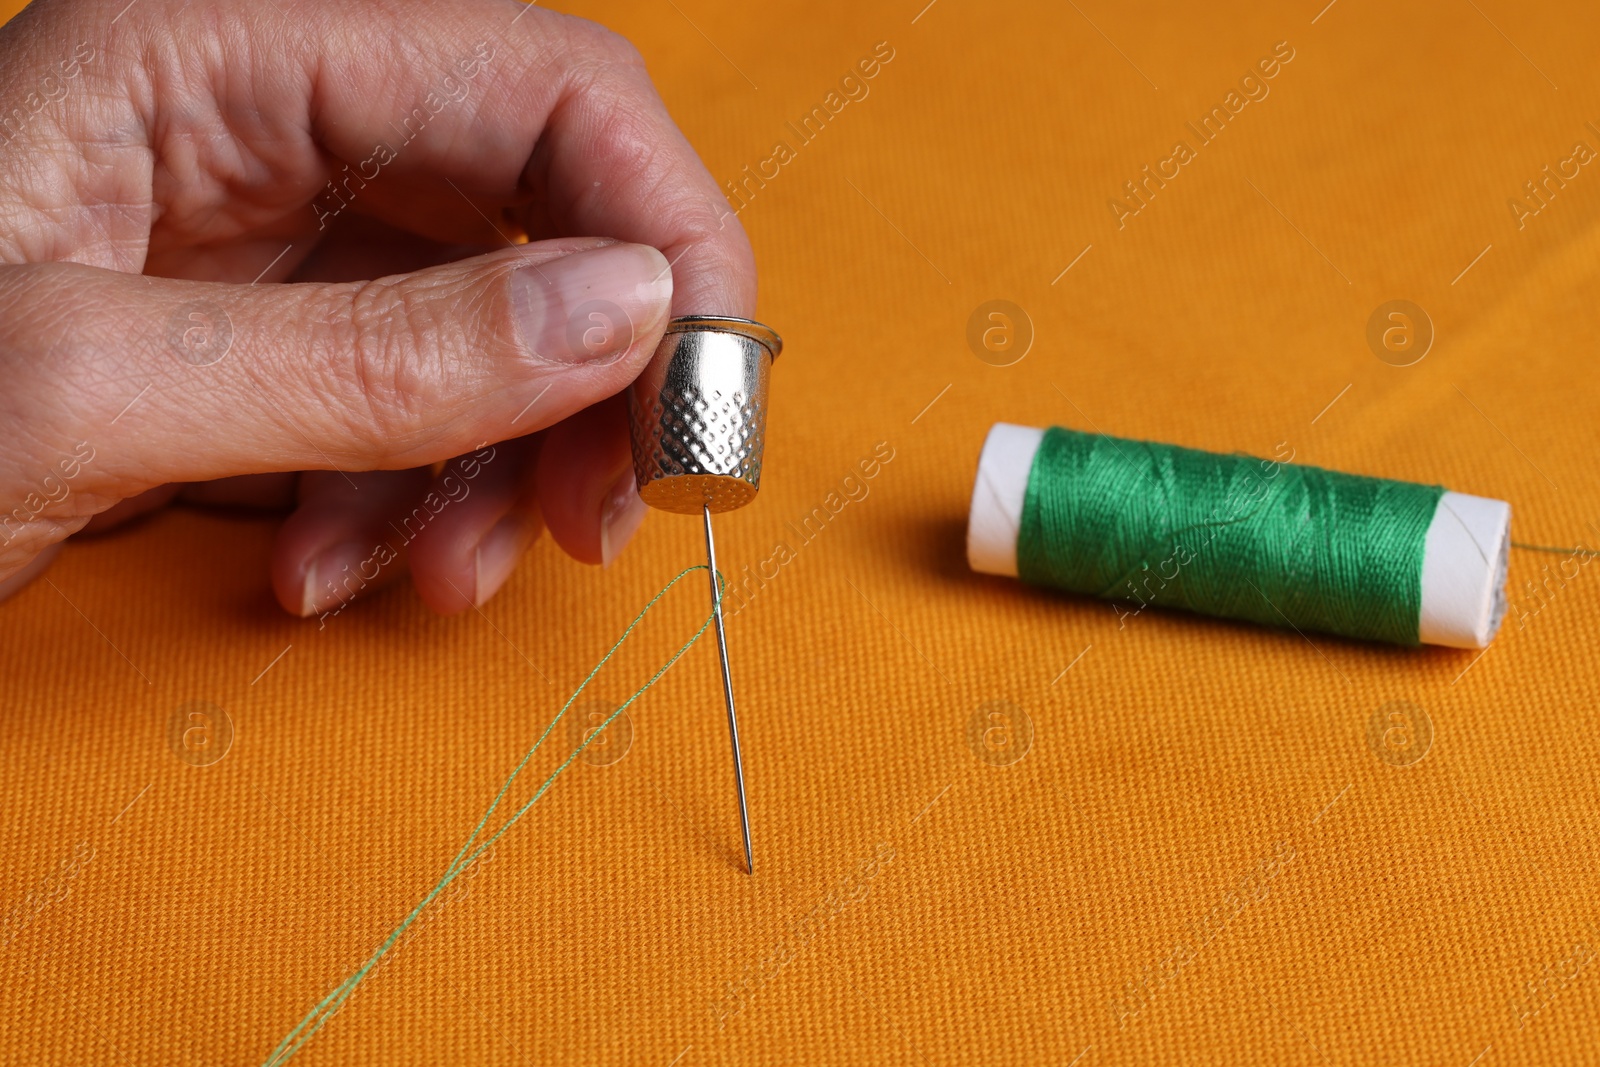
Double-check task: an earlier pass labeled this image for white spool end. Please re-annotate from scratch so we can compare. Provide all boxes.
[1419,491,1511,649]
[967,423,1044,578]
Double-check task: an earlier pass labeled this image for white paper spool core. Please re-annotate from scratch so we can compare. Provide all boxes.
[966,423,1510,649]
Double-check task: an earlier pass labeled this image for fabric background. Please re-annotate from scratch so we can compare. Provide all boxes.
[2,0,1599,1063]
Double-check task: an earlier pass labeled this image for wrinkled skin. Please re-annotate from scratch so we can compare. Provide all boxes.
[0,0,755,615]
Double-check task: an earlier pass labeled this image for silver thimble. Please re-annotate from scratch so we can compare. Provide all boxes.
[627,316,782,515]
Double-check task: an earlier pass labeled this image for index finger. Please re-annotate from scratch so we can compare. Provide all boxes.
[301,1,757,316]
[510,15,759,317]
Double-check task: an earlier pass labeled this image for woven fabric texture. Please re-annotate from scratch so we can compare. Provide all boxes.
[2,1,1599,1064]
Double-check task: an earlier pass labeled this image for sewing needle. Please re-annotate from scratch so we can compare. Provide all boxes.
[703,503,754,875]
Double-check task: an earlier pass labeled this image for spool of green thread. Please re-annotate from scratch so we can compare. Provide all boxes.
[966,424,1510,648]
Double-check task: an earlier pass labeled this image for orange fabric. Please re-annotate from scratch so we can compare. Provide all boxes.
[3,1,1600,1064]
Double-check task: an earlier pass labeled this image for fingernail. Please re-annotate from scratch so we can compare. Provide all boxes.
[600,472,648,568]
[511,243,673,364]
[301,541,373,617]
[474,512,537,605]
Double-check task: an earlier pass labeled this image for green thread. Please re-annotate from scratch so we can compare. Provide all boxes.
[1016,427,1446,645]
[263,566,722,1066]
[1511,540,1599,557]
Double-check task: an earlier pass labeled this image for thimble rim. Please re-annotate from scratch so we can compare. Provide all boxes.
[663,315,783,360]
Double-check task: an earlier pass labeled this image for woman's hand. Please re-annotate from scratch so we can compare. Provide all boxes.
[0,0,755,616]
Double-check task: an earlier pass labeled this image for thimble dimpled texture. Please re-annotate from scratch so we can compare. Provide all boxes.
[628,326,773,514]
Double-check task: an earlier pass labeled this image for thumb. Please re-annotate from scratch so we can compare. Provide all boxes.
[0,239,671,506]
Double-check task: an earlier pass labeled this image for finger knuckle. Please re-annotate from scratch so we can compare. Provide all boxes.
[572,21,648,71]
[327,279,442,454]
